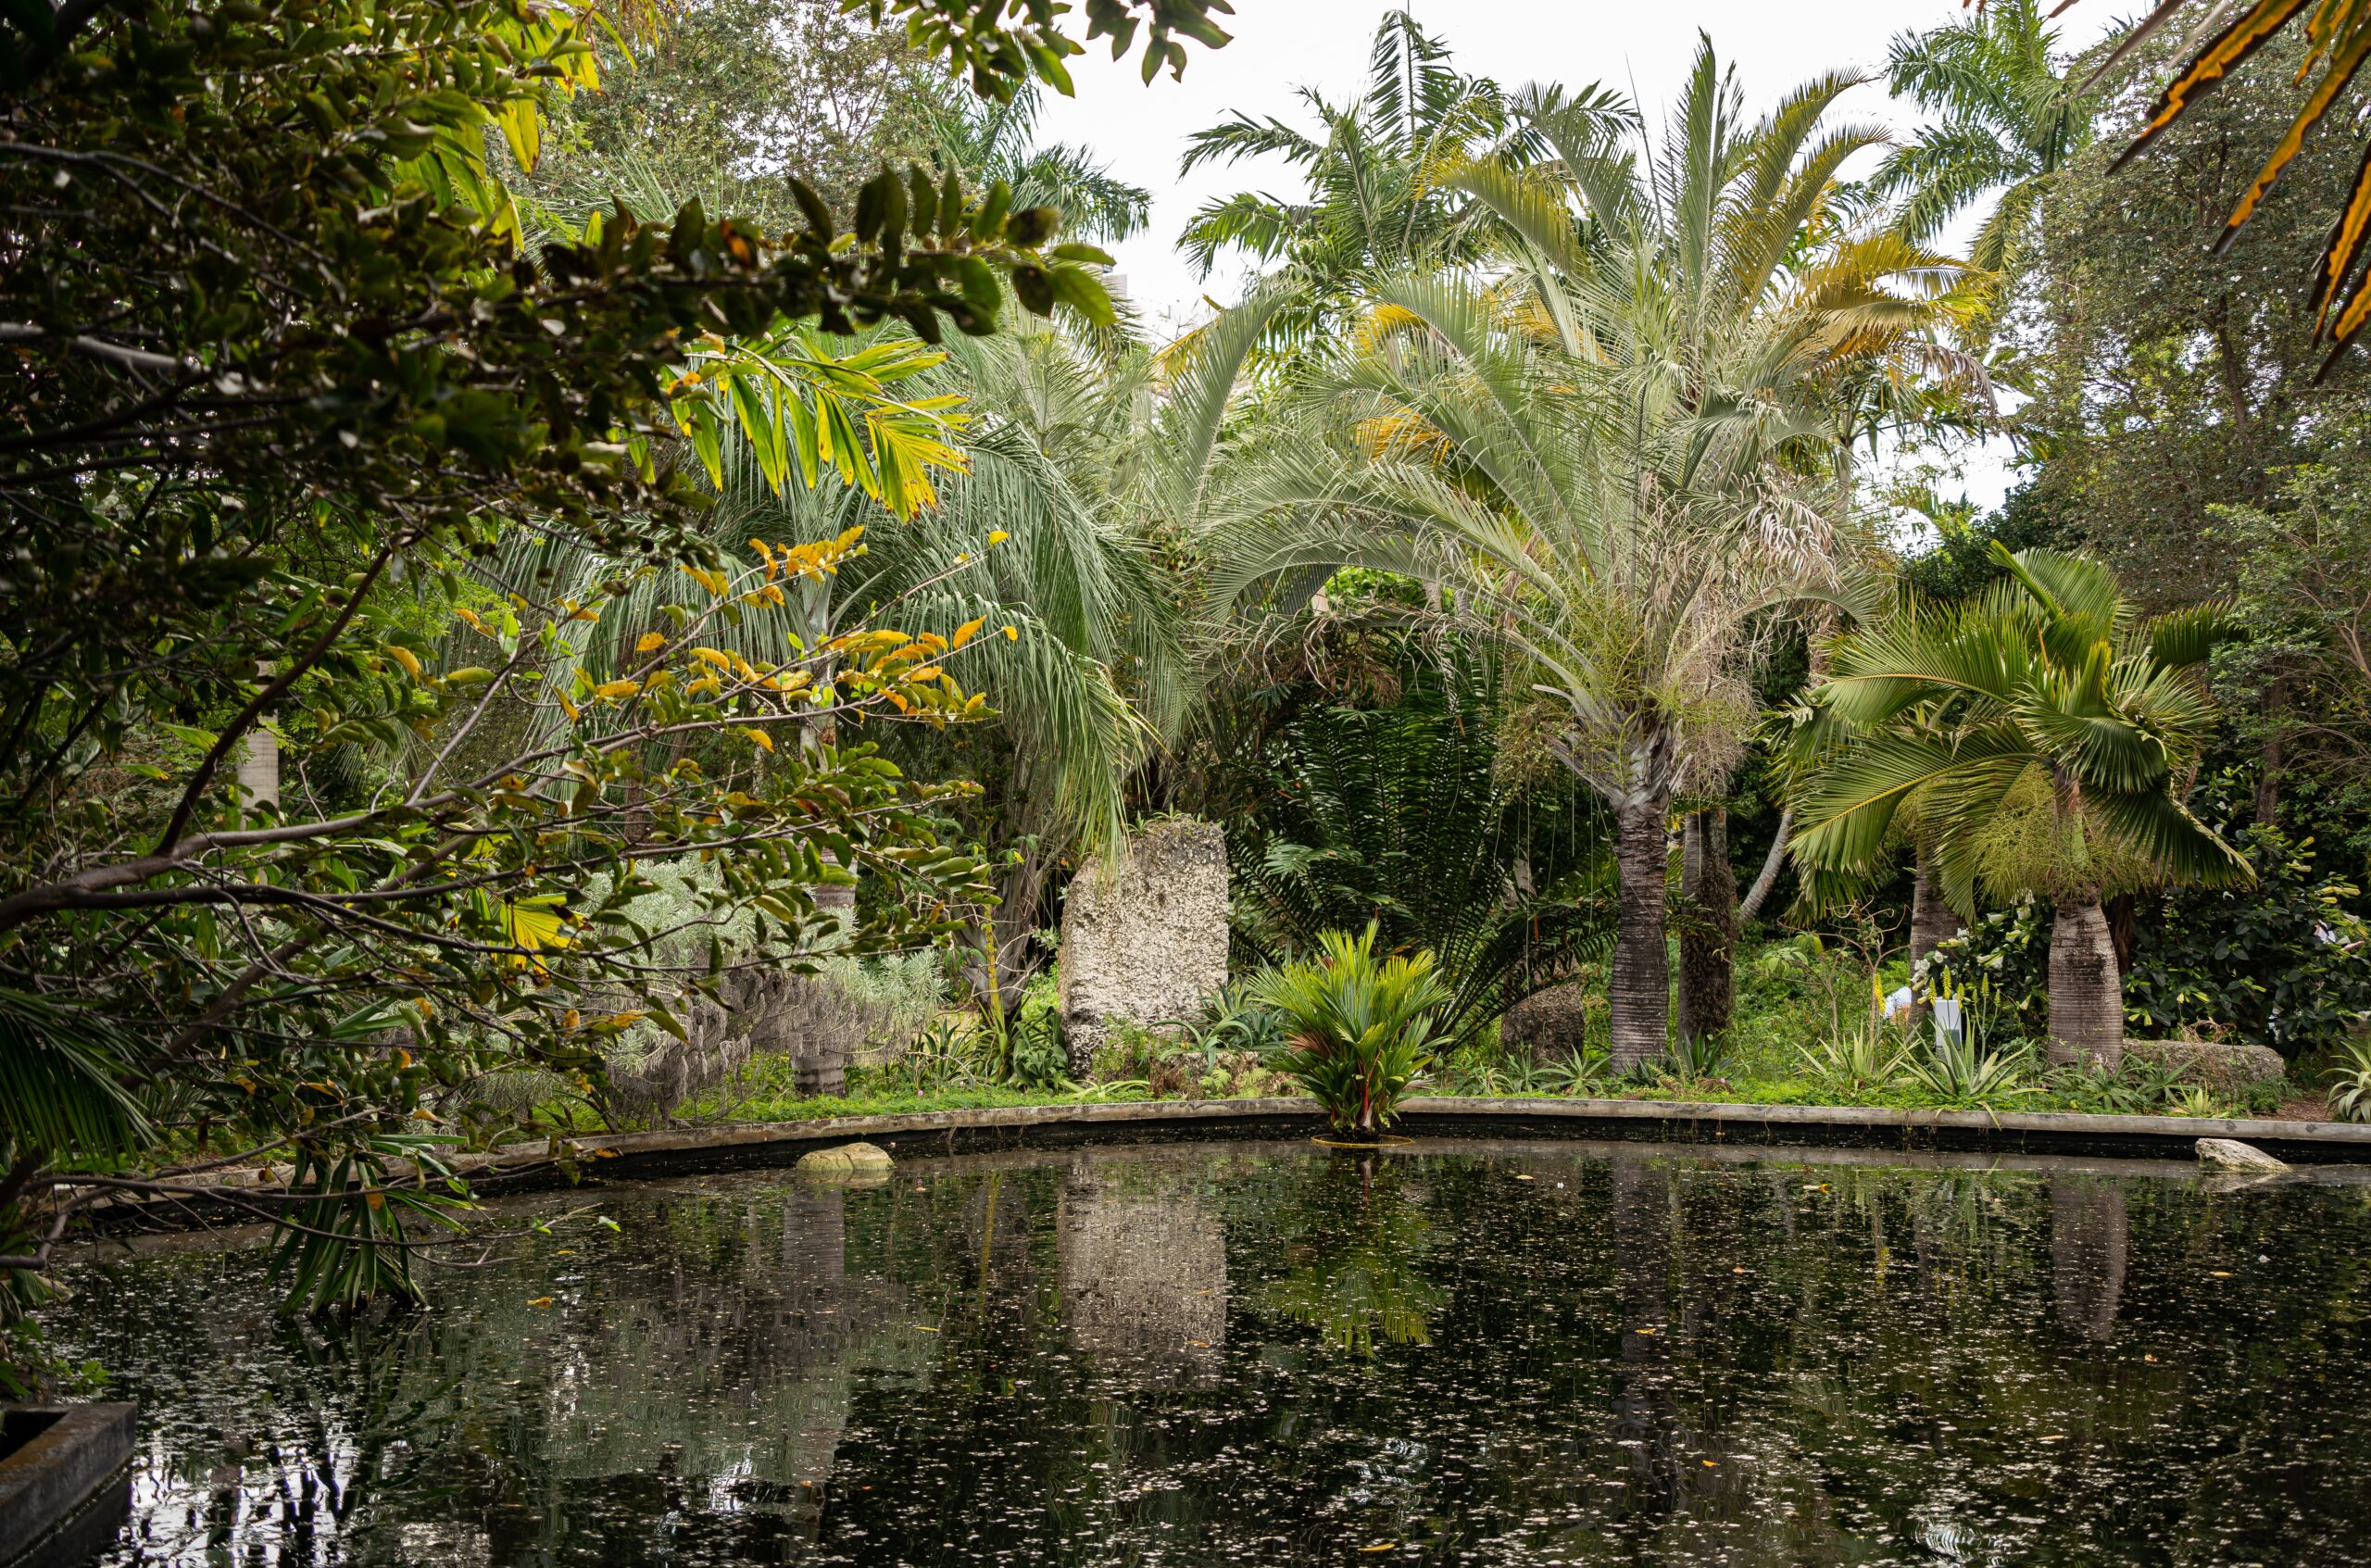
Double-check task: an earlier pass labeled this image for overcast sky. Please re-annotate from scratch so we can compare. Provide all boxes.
[1031,0,2127,514]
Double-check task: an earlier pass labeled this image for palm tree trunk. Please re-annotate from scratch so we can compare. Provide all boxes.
[2047,893,2124,1069]
[1908,855,1961,969]
[1737,806,1789,922]
[1675,808,1735,1044]
[1609,797,1672,1069]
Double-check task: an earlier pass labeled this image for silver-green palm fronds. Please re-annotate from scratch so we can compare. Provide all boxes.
[1872,0,2093,312]
[1203,269,1827,1069]
[1203,39,1988,1065]
[1789,544,2249,1067]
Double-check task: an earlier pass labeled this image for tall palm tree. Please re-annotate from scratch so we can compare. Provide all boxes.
[1788,546,2250,1067]
[1200,44,1978,1066]
[1874,0,2092,280]
[1175,10,1627,358]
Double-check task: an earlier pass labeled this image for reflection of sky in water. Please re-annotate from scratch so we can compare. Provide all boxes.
[46,1142,2371,1566]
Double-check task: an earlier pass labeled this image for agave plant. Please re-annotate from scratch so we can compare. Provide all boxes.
[1901,1035,2038,1105]
[1251,924,1453,1137]
[2326,1035,2371,1123]
[1797,1020,1905,1098]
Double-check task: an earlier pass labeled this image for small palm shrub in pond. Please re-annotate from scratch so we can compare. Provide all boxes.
[1252,925,1451,1137]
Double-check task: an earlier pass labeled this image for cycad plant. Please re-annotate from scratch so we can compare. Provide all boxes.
[1229,646,1613,1041]
[1789,545,2252,1067]
[1251,924,1452,1137]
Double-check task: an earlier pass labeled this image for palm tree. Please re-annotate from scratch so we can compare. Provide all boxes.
[1207,43,1980,1066]
[502,315,1186,1015]
[926,83,1153,243]
[1788,545,2251,1067]
[1175,10,1627,357]
[1874,0,2091,281]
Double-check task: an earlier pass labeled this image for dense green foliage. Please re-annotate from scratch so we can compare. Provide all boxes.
[11,0,2371,1403]
[0,0,1221,1388]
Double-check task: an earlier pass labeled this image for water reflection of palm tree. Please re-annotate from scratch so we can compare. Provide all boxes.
[1611,1154,1683,1514]
[2050,1174,2128,1343]
[1257,1156,1445,1355]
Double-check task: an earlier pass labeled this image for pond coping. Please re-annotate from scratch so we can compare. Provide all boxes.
[76,1096,2371,1232]
[0,1402,135,1568]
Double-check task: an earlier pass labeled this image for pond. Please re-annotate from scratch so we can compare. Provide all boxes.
[44,1139,2371,1566]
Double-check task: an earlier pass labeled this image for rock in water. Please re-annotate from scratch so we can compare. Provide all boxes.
[2196,1137,2288,1173]
[796,1141,894,1179]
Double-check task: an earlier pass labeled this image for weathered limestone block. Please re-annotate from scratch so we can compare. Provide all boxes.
[2126,1037,2289,1095]
[1058,819,1229,1072]
[1500,984,1596,1064]
[1059,1163,1227,1382]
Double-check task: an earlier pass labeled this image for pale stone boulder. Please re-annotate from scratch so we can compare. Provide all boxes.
[796,1141,894,1180]
[1058,819,1230,1073]
[2126,1037,2288,1096]
[1500,984,1595,1064]
[2196,1137,2288,1173]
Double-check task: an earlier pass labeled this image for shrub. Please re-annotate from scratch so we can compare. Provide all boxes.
[1251,925,1452,1136]
[2124,817,2371,1059]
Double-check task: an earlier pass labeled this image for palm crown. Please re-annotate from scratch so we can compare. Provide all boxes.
[1790,544,2250,917]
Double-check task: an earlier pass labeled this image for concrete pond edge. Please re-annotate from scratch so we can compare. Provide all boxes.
[90,1096,2371,1230]
[0,1402,136,1568]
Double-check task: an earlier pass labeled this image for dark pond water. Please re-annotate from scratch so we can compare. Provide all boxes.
[43,1139,2371,1566]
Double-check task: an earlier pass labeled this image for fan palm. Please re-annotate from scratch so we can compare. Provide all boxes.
[1208,43,1980,1066]
[1788,545,2251,1067]
[493,316,1185,1012]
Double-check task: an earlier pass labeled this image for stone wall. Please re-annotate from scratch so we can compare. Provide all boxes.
[1058,819,1230,1072]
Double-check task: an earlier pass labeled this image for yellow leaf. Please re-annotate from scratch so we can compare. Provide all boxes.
[987,530,1009,545]
[455,607,487,633]
[558,692,581,721]
[528,1297,555,1309]
[1001,625,1018,641]
[593,679,641,701]
[744,727,774,752]
[691,646,734,669]
[635,633,666,653]
[383,644,424,680]
[685,566,730,596]
[952,617,985,647]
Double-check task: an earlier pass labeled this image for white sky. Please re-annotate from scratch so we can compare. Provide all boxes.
[1033,0,2127,517]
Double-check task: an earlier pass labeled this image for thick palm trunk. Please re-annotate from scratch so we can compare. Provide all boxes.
[1609,799,1672,1069]
[2047,893,2124,1069]
[1908,856,1961,970]
[1675,808,1735,1044]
